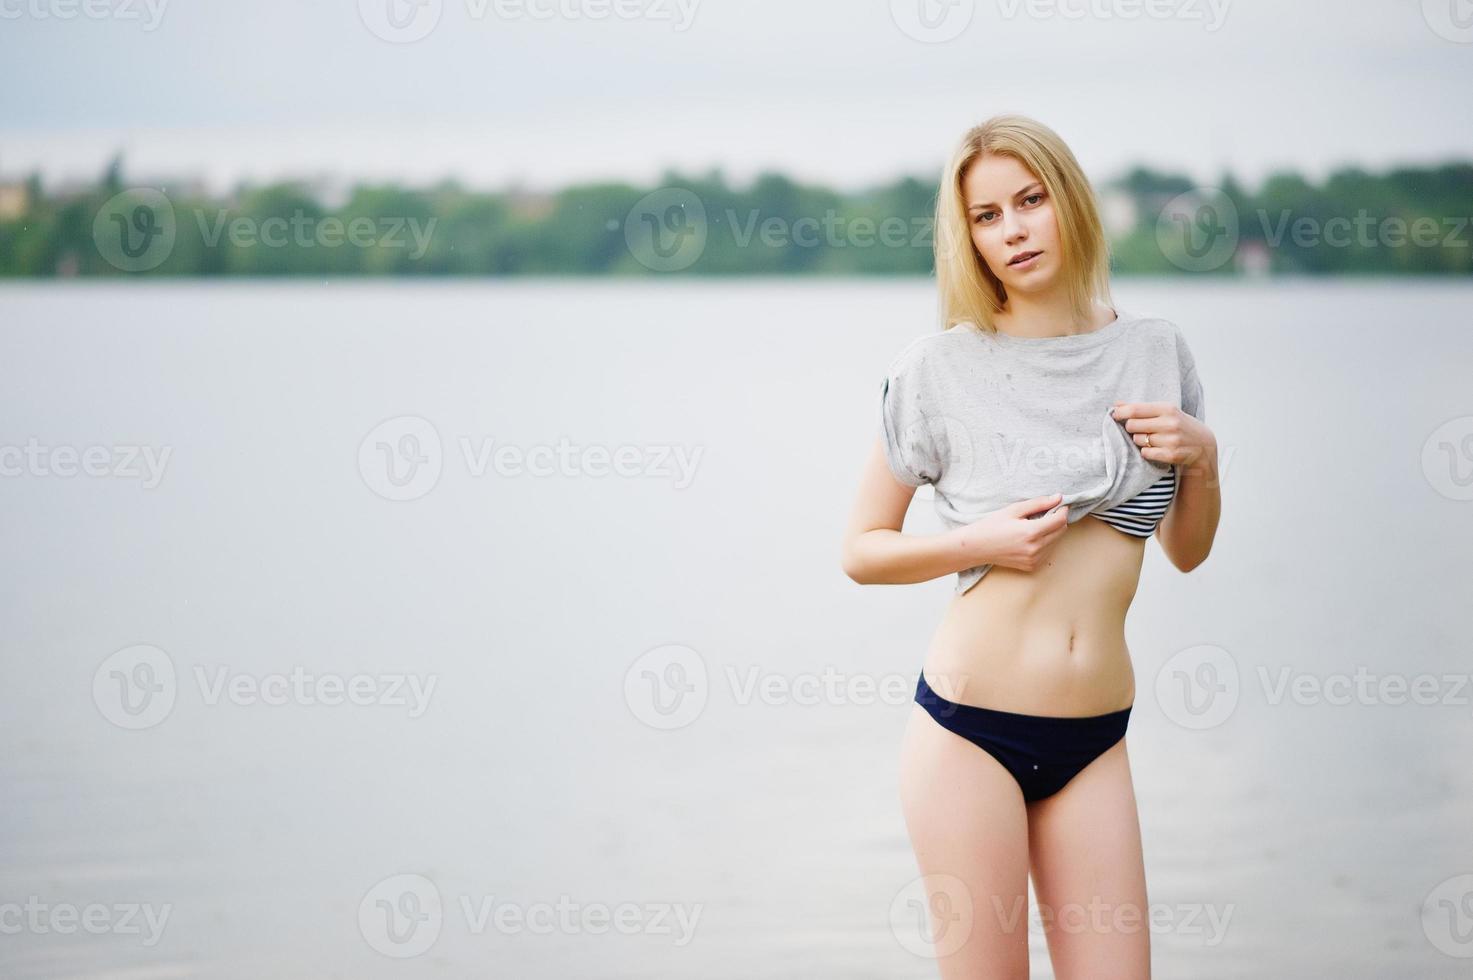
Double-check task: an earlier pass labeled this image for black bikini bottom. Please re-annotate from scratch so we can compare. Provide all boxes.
[914,671,1132,803]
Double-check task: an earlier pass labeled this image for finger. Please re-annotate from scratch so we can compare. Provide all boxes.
[1122,413,1181,434]
[1033,504,1069,534]
[1014,493,1063,516]
[1141,446,1182,465]
[1035,515,1070,549]
[1111,401,1170,421]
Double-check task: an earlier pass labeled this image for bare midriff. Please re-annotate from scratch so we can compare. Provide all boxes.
[922,514,1144,717]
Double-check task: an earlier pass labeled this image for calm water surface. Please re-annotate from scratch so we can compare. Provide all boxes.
[1,278,1470,978]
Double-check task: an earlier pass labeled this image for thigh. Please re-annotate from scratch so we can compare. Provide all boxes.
[1026,736,1150,980]
[898,704,1032,980]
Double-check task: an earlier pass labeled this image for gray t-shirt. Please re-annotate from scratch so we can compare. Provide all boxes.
[878,307,1205,595]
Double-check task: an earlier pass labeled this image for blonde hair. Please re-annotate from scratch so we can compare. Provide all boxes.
[933,114,1112,334]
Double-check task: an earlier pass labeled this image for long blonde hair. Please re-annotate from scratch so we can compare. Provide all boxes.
[933,114,1112,334]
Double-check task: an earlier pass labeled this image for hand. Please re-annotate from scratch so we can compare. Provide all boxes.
[1112,401,1218,475]
[960,493,1069,573]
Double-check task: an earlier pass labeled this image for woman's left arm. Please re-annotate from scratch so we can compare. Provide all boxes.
[1112,400,1221,573]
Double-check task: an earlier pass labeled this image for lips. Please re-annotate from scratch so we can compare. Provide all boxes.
[1008,250,1041,266]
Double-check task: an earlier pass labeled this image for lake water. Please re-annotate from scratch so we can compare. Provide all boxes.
[1,278,1470,978]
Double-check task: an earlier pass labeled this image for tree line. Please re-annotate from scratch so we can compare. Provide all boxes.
[1,157,1469,277]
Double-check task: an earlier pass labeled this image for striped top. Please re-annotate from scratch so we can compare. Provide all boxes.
[1090,467,1177,537]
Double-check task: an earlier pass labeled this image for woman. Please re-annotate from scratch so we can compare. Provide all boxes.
[840,115,1222,979]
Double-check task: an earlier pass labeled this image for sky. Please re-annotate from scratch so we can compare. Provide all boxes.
[1,0,1470,194]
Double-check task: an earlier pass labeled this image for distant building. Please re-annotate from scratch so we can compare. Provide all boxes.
[1097,187,1139,238]
[1235,239,1271,277]
[506,187,555,221]
[0,182,30,220]
[299,174,355,211]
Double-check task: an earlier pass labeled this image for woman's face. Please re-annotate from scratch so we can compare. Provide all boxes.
[961,153,1061,297]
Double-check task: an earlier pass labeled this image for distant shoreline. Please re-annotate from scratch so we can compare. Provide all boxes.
[3,272,1469,286]
[4,162,1470,279]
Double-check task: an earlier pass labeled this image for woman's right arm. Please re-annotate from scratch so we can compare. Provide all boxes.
[840,437,1069,585]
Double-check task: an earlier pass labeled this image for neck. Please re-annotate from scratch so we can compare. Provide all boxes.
[994,291,1102,339]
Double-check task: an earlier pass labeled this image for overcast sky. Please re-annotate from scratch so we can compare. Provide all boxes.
[2,0,1470,193]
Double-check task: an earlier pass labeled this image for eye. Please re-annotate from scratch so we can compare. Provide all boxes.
[973,211,996,224]
[1023,193,1044,206]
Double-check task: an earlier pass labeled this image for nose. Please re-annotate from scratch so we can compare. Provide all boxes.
[1001,208,1026,246]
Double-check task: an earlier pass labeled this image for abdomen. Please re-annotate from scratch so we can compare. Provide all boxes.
[922,517,1146,716]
